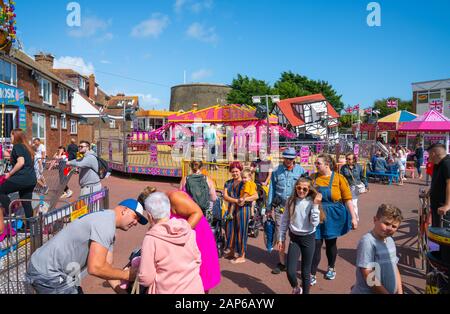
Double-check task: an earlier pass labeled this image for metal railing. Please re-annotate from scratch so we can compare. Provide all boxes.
[0,188,109,294]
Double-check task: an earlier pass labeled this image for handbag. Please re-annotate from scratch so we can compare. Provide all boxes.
[348,166,366,194]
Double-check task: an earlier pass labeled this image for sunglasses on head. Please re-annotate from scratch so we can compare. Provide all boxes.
[79,145,87,148]
[296,186,309,192]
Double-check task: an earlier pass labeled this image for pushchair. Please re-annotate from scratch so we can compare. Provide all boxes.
[209,191,226,258]
[248,183,266,238]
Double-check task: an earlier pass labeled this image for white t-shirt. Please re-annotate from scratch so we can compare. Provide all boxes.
[36,144,46,159]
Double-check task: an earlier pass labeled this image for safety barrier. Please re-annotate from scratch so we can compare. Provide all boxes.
[0,188,109,294]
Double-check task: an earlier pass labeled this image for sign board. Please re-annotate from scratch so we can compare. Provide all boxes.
[71,205,88,222]
[89,190,106,204]
[300,146,309,163]
[311,101,327,114]
[0,82,26,130]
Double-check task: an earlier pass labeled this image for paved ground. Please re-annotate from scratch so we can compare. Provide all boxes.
[74,173,426,294]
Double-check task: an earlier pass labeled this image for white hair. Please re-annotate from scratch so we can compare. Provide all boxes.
[144,192,171,220]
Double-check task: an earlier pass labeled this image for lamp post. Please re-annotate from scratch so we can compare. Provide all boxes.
[252,95,280,155]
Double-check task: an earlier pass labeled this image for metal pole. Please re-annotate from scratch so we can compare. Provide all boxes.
[266,95,270,155]
[123,104,127,171]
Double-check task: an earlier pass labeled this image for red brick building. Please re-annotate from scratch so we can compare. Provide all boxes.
[2,49,82,156]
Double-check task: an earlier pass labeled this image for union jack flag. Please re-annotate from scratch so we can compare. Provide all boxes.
[353,104,360,111]
[345,106,353,114]
[364,108,373,115]
[386,99,398,108]
[430,100,443,106]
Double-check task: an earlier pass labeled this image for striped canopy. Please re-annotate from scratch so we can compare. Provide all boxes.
[377,110,417,123]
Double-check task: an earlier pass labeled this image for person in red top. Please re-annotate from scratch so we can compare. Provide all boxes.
[53,146,73,198]
[426,157,434,186]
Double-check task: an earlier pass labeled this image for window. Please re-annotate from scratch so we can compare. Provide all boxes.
[32,112,46,140]
[95,86,98,96]
[418,92,428,104]
[70,119,77,134]
[79,77,85,90]
[446,89,450,102]
[61,117,67,129]
[0,58,17,86]
[40,78,52,105]
[109,119,116,129]
[50,115,58,129]
[59,87,68,104]
[429,90,441,100]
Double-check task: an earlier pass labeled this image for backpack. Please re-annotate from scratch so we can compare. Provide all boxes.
[95,156,111,179]
[185,174,211,214]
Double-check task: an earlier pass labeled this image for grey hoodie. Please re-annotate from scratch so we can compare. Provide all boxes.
[68,151,100,187]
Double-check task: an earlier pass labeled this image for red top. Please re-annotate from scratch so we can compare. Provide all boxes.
[426,162,434,176]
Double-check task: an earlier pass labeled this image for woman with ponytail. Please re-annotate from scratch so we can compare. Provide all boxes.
[0,129,37,220]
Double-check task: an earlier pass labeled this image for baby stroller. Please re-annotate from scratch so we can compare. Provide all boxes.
[209,191,226,258]
[248,184,266,238]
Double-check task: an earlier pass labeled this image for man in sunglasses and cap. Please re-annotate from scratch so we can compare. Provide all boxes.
[26,199,148,294]
[268,147,305,274]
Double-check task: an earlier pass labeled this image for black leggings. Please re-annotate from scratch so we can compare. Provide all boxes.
[311,238,338,275]
[0,180,36,218]
[286,232,315,294]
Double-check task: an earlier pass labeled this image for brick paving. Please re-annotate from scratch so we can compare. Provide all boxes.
[78,173,426,294]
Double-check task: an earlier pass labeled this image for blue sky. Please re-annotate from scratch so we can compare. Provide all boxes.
[15,0,450,110]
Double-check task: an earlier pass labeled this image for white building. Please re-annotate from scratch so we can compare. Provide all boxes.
[412,78,450,116]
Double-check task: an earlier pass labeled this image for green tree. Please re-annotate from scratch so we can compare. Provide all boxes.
[373,98,413,118]
[274,71,345,112]
[226,74,273,106]
[339,113,357,129]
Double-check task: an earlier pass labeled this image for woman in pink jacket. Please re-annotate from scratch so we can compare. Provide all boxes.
[138,192,204,294]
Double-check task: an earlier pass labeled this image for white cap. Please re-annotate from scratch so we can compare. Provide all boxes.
[144,192,171,220]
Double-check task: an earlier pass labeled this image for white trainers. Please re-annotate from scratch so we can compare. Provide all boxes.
[60,192,67,199]
[292,286,303,294]
[65,190,73,198]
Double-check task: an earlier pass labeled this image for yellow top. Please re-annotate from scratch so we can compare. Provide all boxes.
[241,181,257,197]
[312,172,352,202]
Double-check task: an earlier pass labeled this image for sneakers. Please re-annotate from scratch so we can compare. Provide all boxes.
[310,275,317,286]
[65,190,73,198]
[271,263,286,274]
[292,286,303,294]
[60,192,67,199]
[325,267,336,280]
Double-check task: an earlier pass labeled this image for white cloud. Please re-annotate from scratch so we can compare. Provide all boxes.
[96,32,114,43]
[131,14,170,38]
[100,60,111,64]
[136,93,164,109]
[174,0,213,13]
[186,22,218,43]
[53,56,95,76]
[142,53,152,60]
[191,69,213,81]
[68,16,112,38]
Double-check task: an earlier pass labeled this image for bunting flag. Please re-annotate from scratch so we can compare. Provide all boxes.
[430,100,443,113]
[345,106,353,114]
[353,104,360,112]
[387,99,398,108]
[364,108,373,115]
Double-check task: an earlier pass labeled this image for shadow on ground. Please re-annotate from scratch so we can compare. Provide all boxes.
[221,270,276,294]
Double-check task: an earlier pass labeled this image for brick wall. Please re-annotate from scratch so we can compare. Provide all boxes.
[78,123,94,143]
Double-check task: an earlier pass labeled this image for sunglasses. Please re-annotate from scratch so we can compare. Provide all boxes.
[79,145,88,148]
[296,186,309,192]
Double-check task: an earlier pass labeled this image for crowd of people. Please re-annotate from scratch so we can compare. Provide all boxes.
[2,132,448,295]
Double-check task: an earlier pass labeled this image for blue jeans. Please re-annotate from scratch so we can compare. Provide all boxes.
[26,262,81,294]
[416,159,423,176]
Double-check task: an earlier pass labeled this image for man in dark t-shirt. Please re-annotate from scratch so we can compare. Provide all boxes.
[67,138,78,161]
[428,144,450,227]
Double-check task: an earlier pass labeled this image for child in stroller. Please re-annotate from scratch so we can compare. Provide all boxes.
[209,191,226,258]
[248,183,267,238]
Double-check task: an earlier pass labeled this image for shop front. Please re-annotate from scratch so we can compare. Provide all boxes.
[0,82,26,143]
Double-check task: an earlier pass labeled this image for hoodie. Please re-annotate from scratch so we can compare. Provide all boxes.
[67,151,100,187]
[138,218,204,294]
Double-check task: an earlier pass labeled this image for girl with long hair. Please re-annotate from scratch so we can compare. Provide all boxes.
[277,177,324,294]
[0,129,37,220]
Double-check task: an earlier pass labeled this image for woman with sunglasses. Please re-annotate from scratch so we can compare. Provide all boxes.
[277,178,323,294]
[310,154,358,285]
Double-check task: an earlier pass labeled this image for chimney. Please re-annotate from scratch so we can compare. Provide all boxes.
[192,103,198,111]
[88,74,96,100]
[34,53,55,69]
[117,93,125,97]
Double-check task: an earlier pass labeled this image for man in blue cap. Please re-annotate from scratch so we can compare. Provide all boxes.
[26,199,148,294]
[268,147,305,274]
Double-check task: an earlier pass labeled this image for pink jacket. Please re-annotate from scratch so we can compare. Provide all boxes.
[138,218,204,294]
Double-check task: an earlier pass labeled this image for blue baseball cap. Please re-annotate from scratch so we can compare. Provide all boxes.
[282,147,297,159]
[118,199,148,225]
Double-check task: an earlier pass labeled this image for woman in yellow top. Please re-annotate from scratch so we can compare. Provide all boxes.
[310,154,358,285]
